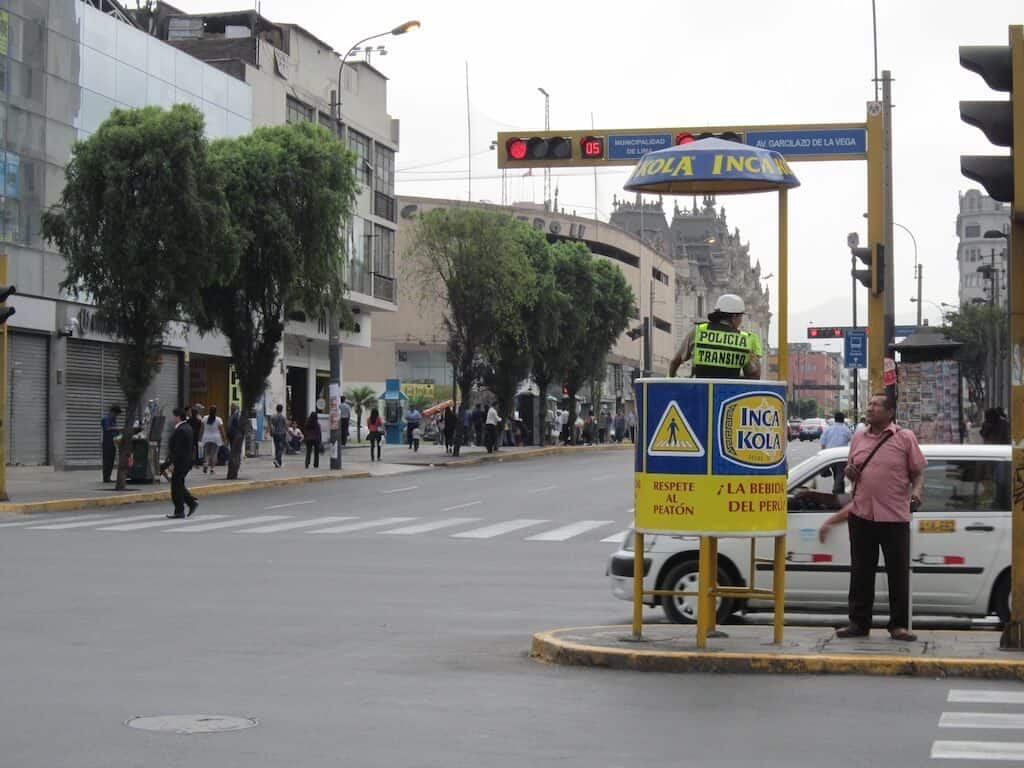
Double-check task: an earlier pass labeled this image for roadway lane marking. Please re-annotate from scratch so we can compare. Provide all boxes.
[380,486,419,495]
[441,500,482,512]
[931,740,1024,760]
[167,515,291,533]
[949,690,1024,705]
[601,530,629,543]
[307,517,416,534]
[0,513,108,527]
[452,519,548,539]
[379,518,481,535]
[28,514,164,530]
[264,500,317,510]
[526,520,615,541]
[939,712,1024,729]
[460,474,492,481]
[238,516,356,533]
[527,485,557,494]
[101,515,228,531]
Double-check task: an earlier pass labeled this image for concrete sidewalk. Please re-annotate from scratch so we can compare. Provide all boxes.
[0,440,632,513]
[532,624,1024,680]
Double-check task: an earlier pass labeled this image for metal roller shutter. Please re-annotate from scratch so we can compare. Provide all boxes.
[149,351,180,448]
[7,332,49,465]
[66,340,125,468]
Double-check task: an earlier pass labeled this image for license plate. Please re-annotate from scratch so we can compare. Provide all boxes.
[918,519,955,534]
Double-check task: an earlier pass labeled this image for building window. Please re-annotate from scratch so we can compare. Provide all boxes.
[652,267,669,286]
[318,111,340,137]
[373,224,395,277]
[964,224,980,238]
[348,129,372,186]
[286,96,312,124]
[374,144,395,196]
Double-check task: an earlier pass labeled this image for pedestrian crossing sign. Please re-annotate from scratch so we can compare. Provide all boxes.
[647,400,704,457]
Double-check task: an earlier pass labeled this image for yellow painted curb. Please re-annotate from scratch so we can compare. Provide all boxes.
[436,442,633,468]
[530,626,1024,680]
[0,470,371,515]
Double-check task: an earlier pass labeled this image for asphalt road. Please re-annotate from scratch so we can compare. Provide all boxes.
[1,444,1017,768]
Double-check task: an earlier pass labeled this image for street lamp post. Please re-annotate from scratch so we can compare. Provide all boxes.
[894,222,921,327]
[538,87,550,210]
[324,20,420,470]
[984,229,1009,410]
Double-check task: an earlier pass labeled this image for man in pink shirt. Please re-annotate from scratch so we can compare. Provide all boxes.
[838,392,926,641]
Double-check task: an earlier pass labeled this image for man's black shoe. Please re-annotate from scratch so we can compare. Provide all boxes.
[836,625,869,638]
[187,501,198,518]
[166,513,185,519]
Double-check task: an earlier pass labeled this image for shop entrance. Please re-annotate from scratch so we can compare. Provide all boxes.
[286,366,308,422]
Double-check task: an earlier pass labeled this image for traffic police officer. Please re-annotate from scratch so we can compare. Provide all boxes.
[669,294,762,379]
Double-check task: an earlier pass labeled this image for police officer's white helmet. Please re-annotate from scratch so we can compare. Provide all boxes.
[713,294,745,314]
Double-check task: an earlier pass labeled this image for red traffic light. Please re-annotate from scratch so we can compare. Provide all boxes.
[507,138,528,161]
[675,132,696,145]
[580,135,604,159]
[807,326,844,339]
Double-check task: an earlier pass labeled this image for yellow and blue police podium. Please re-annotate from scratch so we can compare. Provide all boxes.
[633,377,788,647]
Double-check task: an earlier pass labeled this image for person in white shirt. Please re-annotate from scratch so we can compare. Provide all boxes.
[485,403,500,453]
[200,405,227,476]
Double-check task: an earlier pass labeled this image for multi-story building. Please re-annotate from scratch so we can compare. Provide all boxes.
[145,3,399,428]
[609,194,772,375]
[343,196,677,437]
[957,189,1009,307]
[3,0,253,468]
[786,344,842,415]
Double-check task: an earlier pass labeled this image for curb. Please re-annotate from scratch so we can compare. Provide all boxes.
[530,627,1024,680]
[407,442,633,469]
[0,470,372,515]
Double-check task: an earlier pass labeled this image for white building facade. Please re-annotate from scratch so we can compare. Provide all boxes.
[957,189,1010,307]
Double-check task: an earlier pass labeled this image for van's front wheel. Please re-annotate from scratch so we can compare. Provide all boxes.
[661,559,735,625]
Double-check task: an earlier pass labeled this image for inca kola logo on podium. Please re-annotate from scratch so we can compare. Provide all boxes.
[718,393,786,469]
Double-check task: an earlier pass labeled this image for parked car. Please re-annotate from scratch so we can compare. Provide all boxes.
[787,420,803,440]
[798,417,829,441]
[608,444,1011,624]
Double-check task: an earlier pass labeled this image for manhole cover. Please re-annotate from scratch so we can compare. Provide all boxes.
[125,714,258,734]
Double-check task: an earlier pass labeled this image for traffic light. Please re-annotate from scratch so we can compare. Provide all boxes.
[851,242,885,296]
[0,284,15,325]
[807,326,844,339]
[505,136,572,162]
[626,325,645,341]
[959,42,1019,203]
[675,131,744,145]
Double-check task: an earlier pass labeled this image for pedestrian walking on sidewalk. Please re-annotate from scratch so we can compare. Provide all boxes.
[187,404,204,468]
[473,404,485,447]
[201,406,227,476]
[404,405,421,450]
[485,402,500,454]
[626,409,636,443]
[614,410,626,444]
[338,396,351,446]
[269,404,287,467]
[100,404,122,483]
[443,405,456,454]
[837,393,926,642]
[161,407,198,519]
[303,411,322,468]
[367,407,383,462]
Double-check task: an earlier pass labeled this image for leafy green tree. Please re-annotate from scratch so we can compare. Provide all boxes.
[41,104,229,489]
[526,241,572,445]
[943,302,1006,412]
[345,384,378,442]
[404,207,534,455]
[196,122,358,478]
[560,246,636,432]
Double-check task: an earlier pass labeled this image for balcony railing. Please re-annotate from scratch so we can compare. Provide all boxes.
[373,273,396,303]
[346,267,372,296]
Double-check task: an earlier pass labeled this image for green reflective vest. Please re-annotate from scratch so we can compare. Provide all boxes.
[692,321,752,379]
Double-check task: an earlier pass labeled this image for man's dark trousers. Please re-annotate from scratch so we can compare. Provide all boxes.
[340,418,350,446]
[847,514,911,631]
[102,443,115,483]
[170,467,197,516]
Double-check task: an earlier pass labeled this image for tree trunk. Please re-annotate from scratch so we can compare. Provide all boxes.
[115,399,140,491]
[452,373,474,457]
[355,407,363,442]
[535,375,550,446]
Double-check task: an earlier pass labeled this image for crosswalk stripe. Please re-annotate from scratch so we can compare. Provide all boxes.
[601,530,629,543]
[440,500,482,512]
[0,514,107,528]
[526,520,615,541]
[949,690,1024,705]
[379,518,480,535]
[167,515,291,533]
[28,514,162,530]
[238,516,356,533]
[939,712,1024,729]
[931,740,1024,760]
[307,517,416,534]
[101,515,228,531]
[451,519,548,539]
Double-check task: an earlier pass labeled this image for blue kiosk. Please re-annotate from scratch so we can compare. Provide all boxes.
[379,378,407,445]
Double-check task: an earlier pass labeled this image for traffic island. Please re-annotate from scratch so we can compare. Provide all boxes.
[531,624,1024,680]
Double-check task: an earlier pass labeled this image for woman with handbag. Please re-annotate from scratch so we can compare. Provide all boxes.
[303,411,322,469]
[367,408,384,462]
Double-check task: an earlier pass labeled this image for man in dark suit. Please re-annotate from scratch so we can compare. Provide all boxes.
[161,407,199,519]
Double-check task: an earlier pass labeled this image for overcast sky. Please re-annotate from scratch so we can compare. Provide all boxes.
[178,0,1019,352]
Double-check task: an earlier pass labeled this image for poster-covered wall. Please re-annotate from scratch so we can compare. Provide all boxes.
[896,360,963,444]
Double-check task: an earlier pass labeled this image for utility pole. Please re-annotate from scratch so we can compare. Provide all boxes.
[915,263,923,327]
[538,87,550,210]
[851,247,859,418]
[882,70,896,381]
